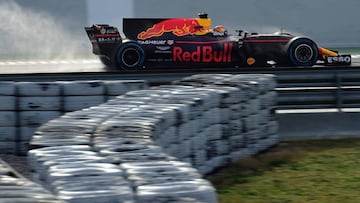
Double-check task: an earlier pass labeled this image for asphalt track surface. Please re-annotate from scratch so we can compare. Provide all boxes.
[0,56,359,74]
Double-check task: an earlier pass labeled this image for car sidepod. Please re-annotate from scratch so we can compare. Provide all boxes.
[242,35,294,66]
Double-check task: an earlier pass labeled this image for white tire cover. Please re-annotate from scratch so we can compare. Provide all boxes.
[124,89,169,98]
[0,188,55,198]
[29,135,91,148]
[193,150,207,167]
[0,96,16,110]
[29,145,92,155]
[206,86,242,105]
[158,126,177,145]
[229,119,243,134]
[229,134,245,149]
[19,111,61,127]
[0,198,65,203]
[48,163,123,175]
[19,96,60,111]
[28,146,94,170]
[191,132,207,151]
[208,140,230,156]
[127,174,203,188]
[38,155,109,181]
[229,148,251,162]
[19,126,38,142]
[249,98,261,113]
[61,81,105,96]
[43,156,109,169]
[124,165,199,176]
[136,179,217,203]
[20,73,279,202]
[177,139,192,158]
[0,142,15,154]
[267,121,279,135]
[57,189,134,203]
[55,184,131,193]
[0,81,15,95]
[16,82,61,96]
[230,103,244,118]
[63,95,105,111]
[177,122,192,141]
[0,165,64,203]
[104,80,148,96]
[50,176,128,189]
[28,146,95,163]
[0,111,16,126]
[99,144,163,156]
[93,138,155,149]
[0,127,16,141]
[104,152,176,163]
[121,160,192,169]
[30,149,97,163]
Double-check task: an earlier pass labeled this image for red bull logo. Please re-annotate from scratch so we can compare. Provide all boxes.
[137,18,209,40]
[173,43,233,63]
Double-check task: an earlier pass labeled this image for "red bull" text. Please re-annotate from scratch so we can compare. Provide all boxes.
[173,43,233,63]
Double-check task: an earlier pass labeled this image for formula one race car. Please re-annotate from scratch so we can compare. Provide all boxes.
[85,13,351,71]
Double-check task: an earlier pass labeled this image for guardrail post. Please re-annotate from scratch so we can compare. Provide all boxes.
[335,73,343,112]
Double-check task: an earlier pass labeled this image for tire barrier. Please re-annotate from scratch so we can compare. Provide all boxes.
[27,74,278,203]
[0,159,65,203]
[0,80,148,155]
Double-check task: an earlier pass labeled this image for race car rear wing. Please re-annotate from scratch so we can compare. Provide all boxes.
[85,24,122,56]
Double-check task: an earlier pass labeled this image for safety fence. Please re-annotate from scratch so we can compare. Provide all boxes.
[276,70,360,110]
[26,74,278,203]
[0,80,148,155]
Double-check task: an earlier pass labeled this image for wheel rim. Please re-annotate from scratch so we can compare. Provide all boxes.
[122,47,141,68]
[294,44,314,63]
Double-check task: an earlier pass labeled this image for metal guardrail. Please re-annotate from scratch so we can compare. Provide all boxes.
[1,66,360,110]
[276,69,360,110]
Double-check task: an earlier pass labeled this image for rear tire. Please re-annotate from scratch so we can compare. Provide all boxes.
[288,38,318,67]
[115,42,145,71]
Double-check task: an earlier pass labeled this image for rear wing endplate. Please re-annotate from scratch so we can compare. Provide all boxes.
[85,24,122,56]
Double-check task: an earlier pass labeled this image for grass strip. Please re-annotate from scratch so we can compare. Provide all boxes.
[207,139,360,203]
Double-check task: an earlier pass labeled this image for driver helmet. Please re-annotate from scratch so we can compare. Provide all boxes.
[213,25,227,33]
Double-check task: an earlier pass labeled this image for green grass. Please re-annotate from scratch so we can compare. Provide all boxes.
[206,139,360,203]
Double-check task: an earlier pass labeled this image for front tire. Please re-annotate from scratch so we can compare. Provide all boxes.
[115,42,145,71]
[288,38,318,67]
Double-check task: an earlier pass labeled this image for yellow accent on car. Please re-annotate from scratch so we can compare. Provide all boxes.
[197,18,211,29]
[247,57,256,65]
[319,47,338,57]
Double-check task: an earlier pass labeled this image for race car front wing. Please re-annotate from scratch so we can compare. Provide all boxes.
[319,47,351,65]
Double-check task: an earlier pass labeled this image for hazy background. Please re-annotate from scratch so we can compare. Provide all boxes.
[0,0,88,58]
[1,0,359,58]
[133,0,360,47]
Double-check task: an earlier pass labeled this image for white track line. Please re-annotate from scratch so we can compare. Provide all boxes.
[0,59,99,66]
[0,56,359,66]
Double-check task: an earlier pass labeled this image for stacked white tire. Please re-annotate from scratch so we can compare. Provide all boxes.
[27,74,278,203]
[0,80,148,155]
[0,82,17,153]
[17,82,63,155]
[0,159,65,203]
